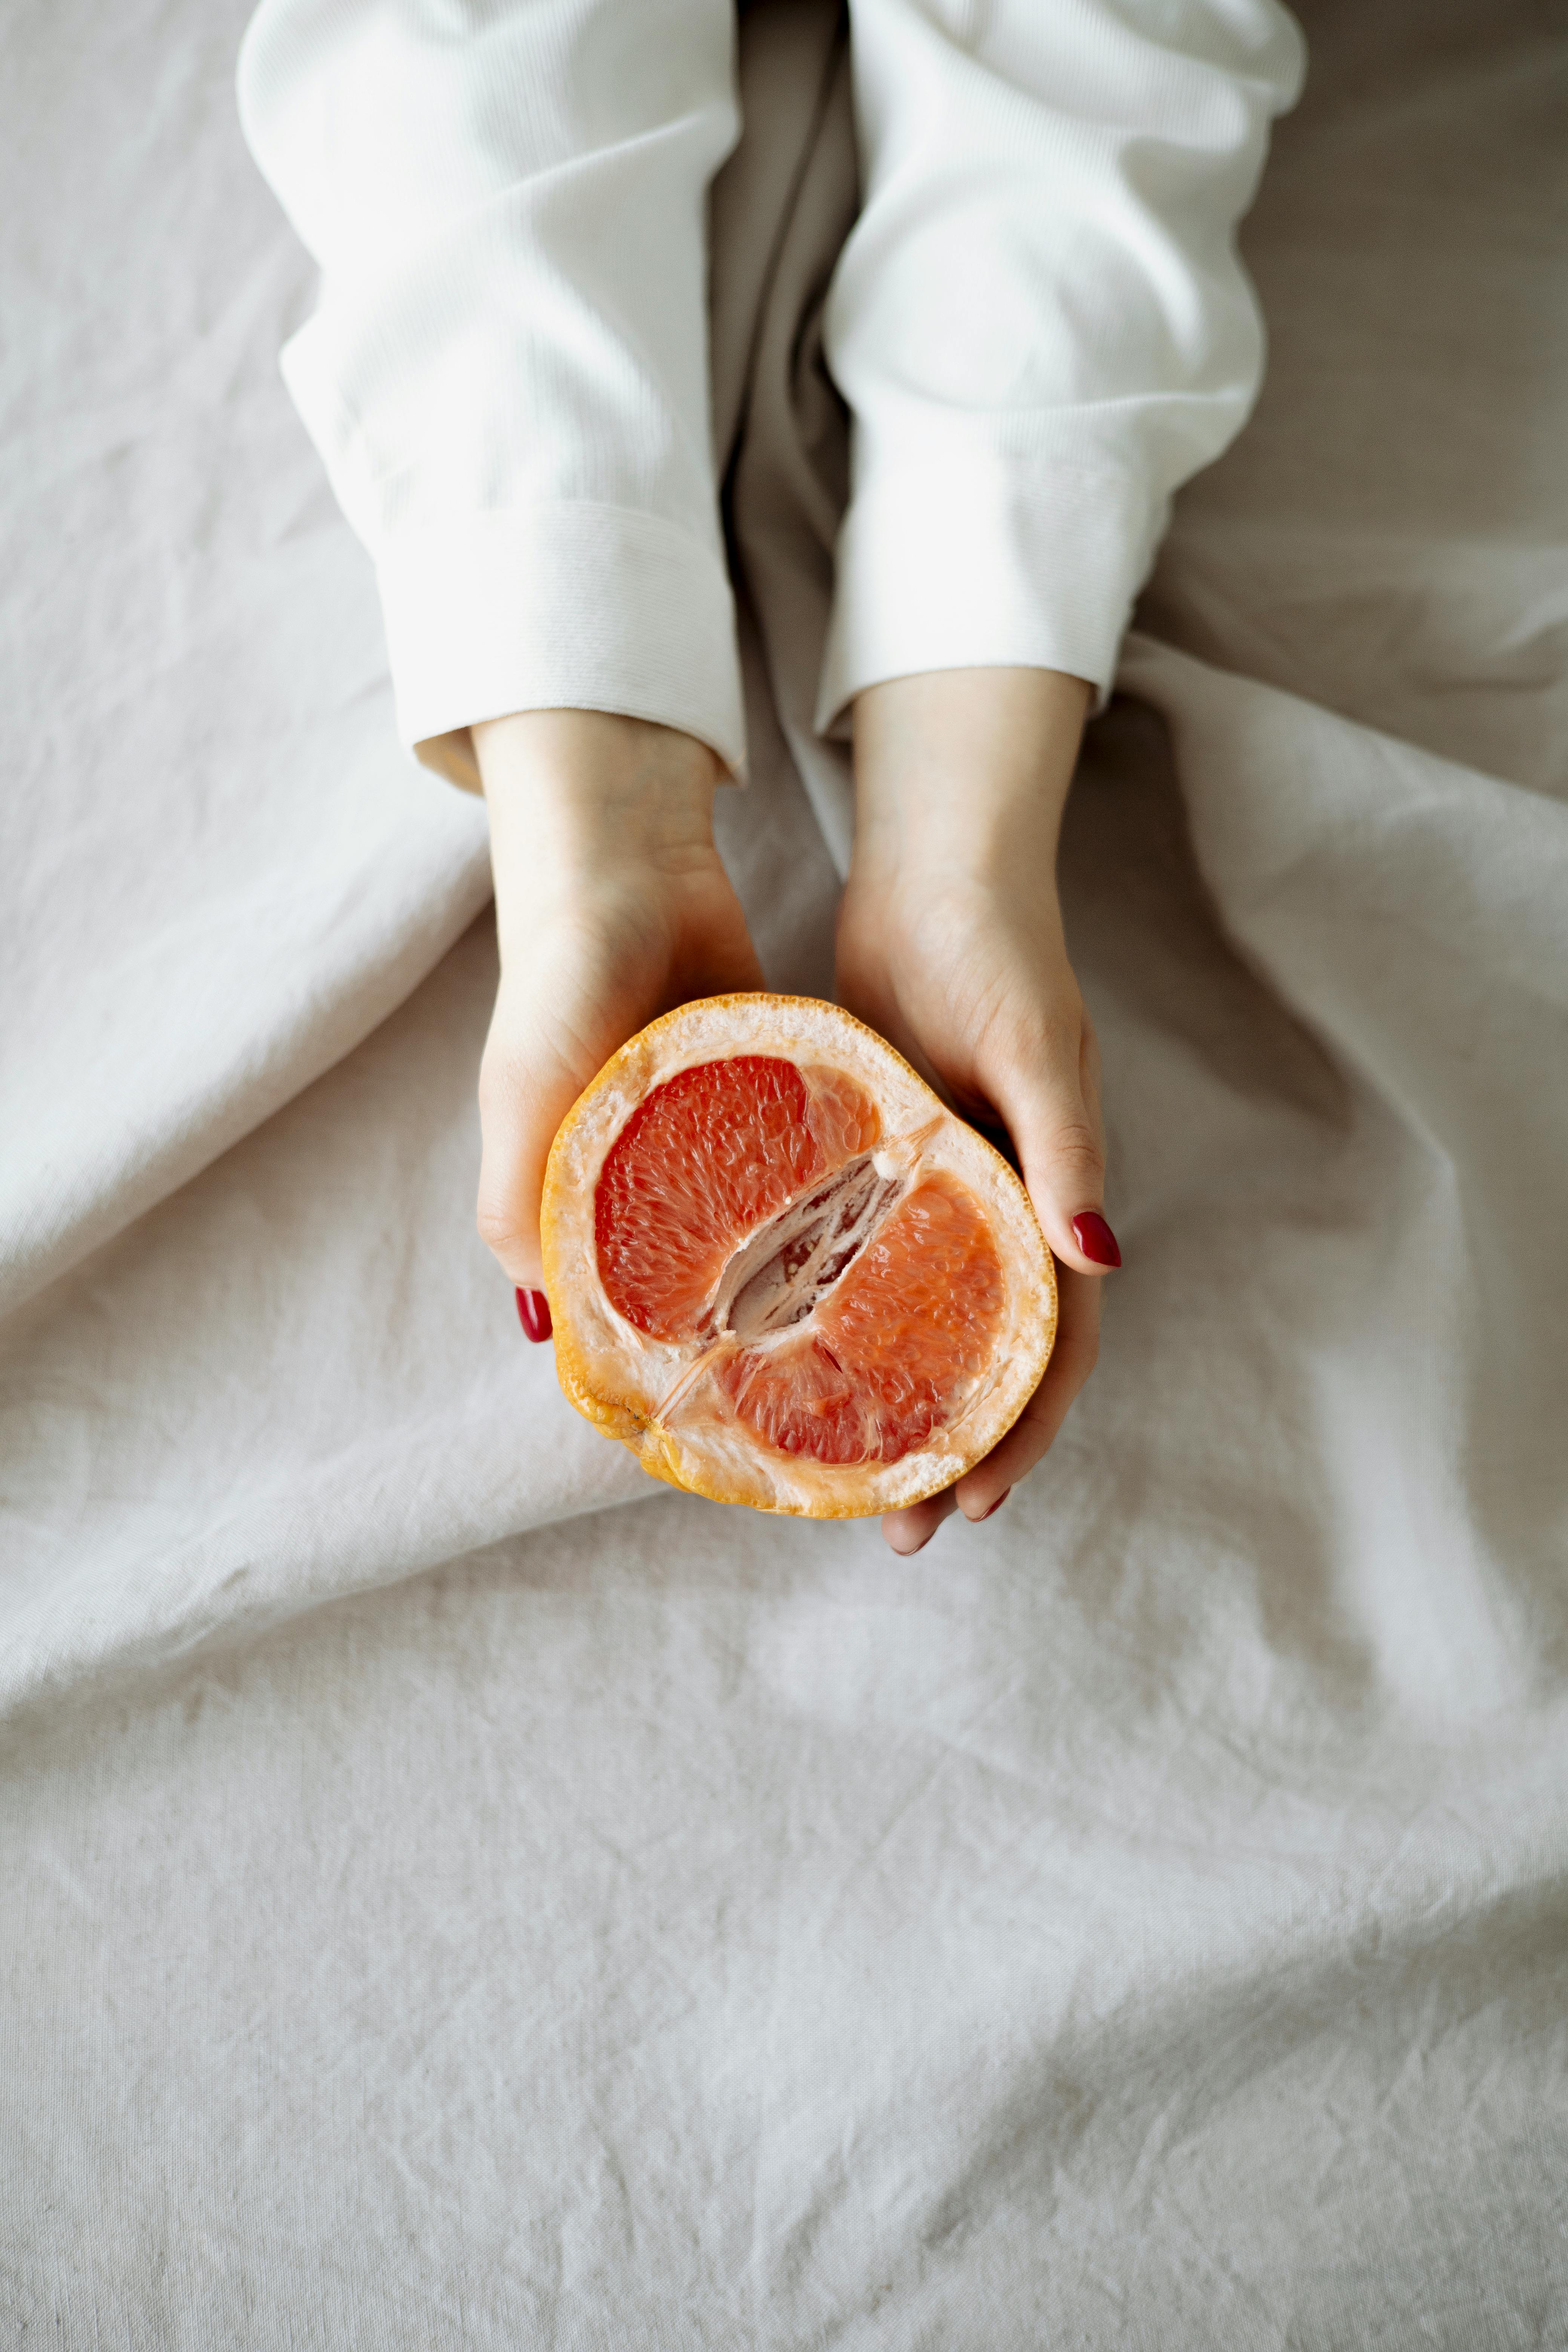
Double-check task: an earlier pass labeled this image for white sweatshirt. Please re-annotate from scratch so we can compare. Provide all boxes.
[237,0,1303,783]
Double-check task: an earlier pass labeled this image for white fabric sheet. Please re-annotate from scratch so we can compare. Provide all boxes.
[3,0,1567,2343]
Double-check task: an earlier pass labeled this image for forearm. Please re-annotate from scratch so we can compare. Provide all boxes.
[819,0,1303,730]
[239,0,745,781]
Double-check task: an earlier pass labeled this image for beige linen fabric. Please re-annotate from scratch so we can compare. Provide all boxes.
[3,1,1566,2344]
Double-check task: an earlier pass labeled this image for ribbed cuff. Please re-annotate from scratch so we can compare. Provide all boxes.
[815,456,1161,737]
[374,503,748,790]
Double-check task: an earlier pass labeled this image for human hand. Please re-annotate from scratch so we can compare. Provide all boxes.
[473,709,762,1306]
[836,667,1116,1556]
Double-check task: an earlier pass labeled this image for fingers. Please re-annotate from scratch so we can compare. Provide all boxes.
[877,1267,1102,1549]
[983,998,1120,1282]
[952,1266,1101,1518]
[476,877,766,1291]
[881,1484,962,1556]
[475,969,595,1289]
[958,1008,1113,1513]
[476,901,667,1289]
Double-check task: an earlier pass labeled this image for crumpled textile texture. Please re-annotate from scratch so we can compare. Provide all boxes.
[2,0,1565,2344]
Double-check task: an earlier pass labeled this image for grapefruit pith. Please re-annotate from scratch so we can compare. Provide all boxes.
[540,994,1057,1516]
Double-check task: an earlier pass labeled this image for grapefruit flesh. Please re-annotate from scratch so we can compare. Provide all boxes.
[595,1055,878,1343]
[716,1176,1006,1466]
[541,995,1056,1518]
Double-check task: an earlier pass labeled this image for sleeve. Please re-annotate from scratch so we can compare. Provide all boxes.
[816,0,1306,730]
[237,0,746,789]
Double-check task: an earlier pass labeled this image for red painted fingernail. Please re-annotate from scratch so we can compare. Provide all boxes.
[516,1288,553,1343]
[979,1490,1011,1521]
[1071,1211,1122,1268]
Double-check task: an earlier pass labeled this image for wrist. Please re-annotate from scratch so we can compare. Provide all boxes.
[475,709,725,939]
[849,667,1090,890]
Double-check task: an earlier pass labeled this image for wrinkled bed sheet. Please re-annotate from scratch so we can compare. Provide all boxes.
[3,1,1566,2343]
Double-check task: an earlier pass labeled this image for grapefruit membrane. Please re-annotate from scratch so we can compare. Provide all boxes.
[540,994,1057,1516]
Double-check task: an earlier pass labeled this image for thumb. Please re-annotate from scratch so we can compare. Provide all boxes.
[476,884,767,1293]
[475,973,592,1292]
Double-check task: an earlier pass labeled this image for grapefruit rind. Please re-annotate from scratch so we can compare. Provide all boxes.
[539,994,1057,1517]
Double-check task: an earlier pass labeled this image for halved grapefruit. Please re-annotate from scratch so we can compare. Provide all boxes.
[540,994,1056,1516]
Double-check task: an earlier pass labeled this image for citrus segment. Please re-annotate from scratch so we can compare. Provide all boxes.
[712,1176,1005,1467]
[594,1053,882,1342]
[595,1055,818,1340]
[800,1063,882,1163]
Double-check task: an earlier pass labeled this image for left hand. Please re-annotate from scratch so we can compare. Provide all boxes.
[836,667,1118,1555]
[471,709,763,1296]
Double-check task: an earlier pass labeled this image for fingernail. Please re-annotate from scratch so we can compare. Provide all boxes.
[516,1288,553,1343]
[979,1490,1011,1521]
[1071,1211,1122,1269]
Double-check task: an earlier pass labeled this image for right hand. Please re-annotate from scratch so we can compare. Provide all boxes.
[836,668,1113,1556]
[473,709,763,1294]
